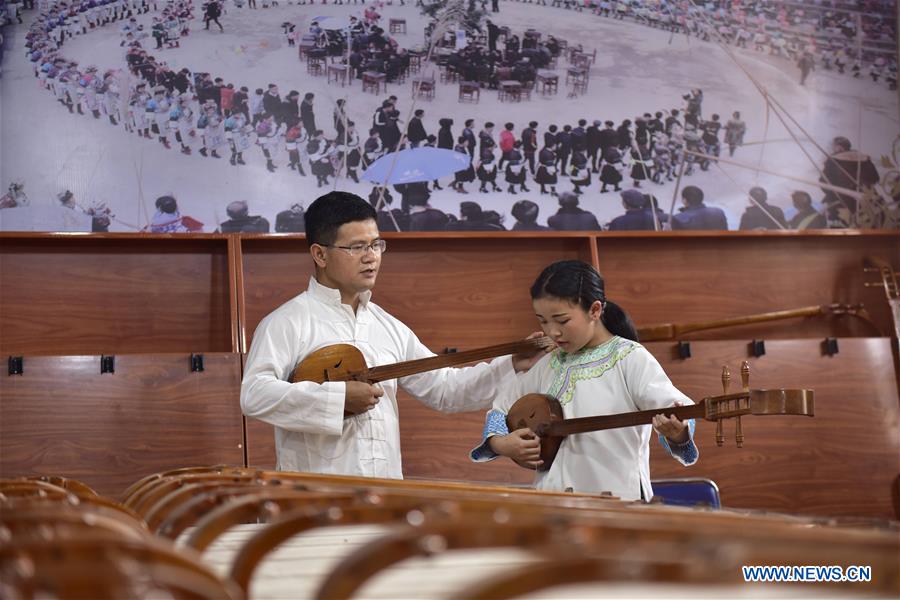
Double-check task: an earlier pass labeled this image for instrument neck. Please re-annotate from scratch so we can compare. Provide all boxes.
[365,337,552,383]
[547,401,707,437]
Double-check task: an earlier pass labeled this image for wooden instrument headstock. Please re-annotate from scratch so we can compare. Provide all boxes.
[703,362,814,448]
[864,256,899,339]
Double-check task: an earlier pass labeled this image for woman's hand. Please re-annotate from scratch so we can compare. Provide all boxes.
[652,401,690,444]
[511,331,554,373]
[489,428,543,469]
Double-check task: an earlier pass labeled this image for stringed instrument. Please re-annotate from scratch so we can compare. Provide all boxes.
[289,337,555,384]
[864,256,899,339]
[637,303,874,341]
[505,362,814,471]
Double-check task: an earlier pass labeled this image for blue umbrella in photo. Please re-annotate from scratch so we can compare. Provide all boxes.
[362,147,471,185]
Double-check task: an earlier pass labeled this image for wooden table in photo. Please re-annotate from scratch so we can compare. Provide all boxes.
[499,80,523,102]
[535,70,559,95]
[298,40,316,61]
[327,64,349,86]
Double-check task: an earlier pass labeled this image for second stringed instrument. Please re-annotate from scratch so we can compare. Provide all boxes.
[289,336,555,384]
[505,362,814,471]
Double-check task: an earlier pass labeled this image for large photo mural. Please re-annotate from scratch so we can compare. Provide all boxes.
[0,0,897,232]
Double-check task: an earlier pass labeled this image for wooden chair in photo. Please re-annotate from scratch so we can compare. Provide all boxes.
[412,74,436,100]
[362,71,387,94]
[388,18,406,34]
[535,70,559,95]
[307,55,327,77]
[458,81,480,103]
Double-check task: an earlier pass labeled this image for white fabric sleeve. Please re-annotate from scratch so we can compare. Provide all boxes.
[397,327,518,413]
[240,310,346,436]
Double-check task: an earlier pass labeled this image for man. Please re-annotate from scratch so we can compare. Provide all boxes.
[671,186,728,230]
[788,191,826,230]
[819,136,879,223]
[241,192,541,477]
[219,200,271,232]
[203,0,223,32]
[407,109,427,148]
[547,191,601,231]
[739,186,786,230]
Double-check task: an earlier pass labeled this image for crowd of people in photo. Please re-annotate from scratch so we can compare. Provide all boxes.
[520,0,897,89]
[1,0,894,232]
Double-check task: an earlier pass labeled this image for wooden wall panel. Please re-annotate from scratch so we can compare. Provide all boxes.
[647,339,900,519]
[596,234,899,340]
[239,235,595,349]
[0,353,244,498]
[0,236,233,354]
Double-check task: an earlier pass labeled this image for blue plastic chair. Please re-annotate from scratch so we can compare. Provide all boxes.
[650,478,721,509]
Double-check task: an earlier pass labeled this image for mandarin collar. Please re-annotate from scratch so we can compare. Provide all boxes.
[308,276,372,309]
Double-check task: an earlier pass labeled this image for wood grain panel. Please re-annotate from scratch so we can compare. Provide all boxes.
[647,338,900,519]
[595,235,899,340]
[239,235,595,349]
[0,353,244,498]
[0,237,232,354]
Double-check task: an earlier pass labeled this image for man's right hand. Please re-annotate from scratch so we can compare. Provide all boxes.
[489,428,543,469]
[344,381,384,416]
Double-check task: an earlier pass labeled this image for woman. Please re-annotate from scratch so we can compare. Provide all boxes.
[471,260,698,500]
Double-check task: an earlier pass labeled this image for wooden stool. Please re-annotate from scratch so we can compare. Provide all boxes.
[327,64,348,86]
[412,76,436,100]
[458,81,480,103]
[389,18,406,34]
[535,71,558,95]
[362,71,387,94]
[566,66,588,86]
[307,56,326,76]
[499,80,522,102]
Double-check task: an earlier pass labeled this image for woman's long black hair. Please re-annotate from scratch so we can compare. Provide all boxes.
[530,260,639,342]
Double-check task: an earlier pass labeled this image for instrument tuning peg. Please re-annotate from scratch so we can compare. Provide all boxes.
[716,420,725,447]
[741,361,750,391]
[721,365,730,395]
[735,416,744,448]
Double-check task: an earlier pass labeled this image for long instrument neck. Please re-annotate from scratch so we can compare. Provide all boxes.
[637,305,829,342]
[547,401,707,437]
[364,337,552,383]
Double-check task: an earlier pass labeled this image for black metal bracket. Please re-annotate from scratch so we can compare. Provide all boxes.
[190,353,204,372]
[8,356,23,376]
[677,341,692,360]
[823,338,839,356]
[750,340,766,358]
[443,348,458,354]
[100,355,115,374]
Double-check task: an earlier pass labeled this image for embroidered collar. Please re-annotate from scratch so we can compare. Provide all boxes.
[546,336,637,406]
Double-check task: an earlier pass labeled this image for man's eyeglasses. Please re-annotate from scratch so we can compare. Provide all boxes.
[328,239,387,257]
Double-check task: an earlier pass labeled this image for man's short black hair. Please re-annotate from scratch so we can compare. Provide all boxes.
[305,191,377,246]
[681,185,704,206]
